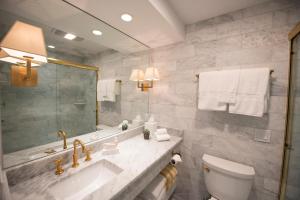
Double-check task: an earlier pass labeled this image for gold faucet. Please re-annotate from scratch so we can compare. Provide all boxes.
[72,139,87,168]
[54,158,64,175]
[84,147,93,161]
[57,130,67,149]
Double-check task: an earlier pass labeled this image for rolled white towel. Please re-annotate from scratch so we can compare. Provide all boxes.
[156,134,170,142]
[155,128,168,135]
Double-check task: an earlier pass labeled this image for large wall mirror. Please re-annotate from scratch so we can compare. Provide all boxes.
[0,0,149,168]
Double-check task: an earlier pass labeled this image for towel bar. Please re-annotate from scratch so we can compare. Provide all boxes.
[195,69,274,79]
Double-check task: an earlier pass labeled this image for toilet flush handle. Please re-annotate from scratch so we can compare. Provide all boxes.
[203,164,210,172]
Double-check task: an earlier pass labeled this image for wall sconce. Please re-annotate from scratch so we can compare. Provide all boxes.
[0,21,47,87]
[130,67,159,92]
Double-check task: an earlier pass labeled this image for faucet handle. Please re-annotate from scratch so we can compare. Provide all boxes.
[85,147,93,161]
[54,158,64,175]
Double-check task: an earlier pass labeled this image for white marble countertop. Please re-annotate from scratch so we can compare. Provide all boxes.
[9,134,182,200]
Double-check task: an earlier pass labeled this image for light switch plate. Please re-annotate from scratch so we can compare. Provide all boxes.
[254,129,272,143]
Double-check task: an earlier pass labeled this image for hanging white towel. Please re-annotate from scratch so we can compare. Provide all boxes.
[97,79,117,102]
[217,69,240,104]
[229,68,270,117]
[97,80,106,102]
[198,71,227,111]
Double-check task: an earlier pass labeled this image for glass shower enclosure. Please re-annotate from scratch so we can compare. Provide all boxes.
[0,60,97,154]
[280,23,300,200]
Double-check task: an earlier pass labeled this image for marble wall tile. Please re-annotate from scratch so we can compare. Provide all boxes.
[216,46,273,67]
[242,30,274,48]
[240,13,273,34]
[216,20,242,38]
[216,35,242,52]
[152,43,196,62]
[176,55,215,70]
[272,42,290,62]
[175,82,197,96]
[186,26,217,43]
[242,0,294,19]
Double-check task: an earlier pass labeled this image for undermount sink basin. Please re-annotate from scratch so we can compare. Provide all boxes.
[48,159,123,200]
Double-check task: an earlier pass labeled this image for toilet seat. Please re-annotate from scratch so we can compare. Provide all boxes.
[208,197,218,200]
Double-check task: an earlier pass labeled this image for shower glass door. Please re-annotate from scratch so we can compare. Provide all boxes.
[56,65,97,138]
[282,28,300,200]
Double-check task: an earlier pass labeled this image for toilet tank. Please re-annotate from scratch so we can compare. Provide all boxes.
[202,154,255,200]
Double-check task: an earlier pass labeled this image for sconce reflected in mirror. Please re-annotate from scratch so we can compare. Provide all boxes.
[130,67,159,92]
[0,21,47,87]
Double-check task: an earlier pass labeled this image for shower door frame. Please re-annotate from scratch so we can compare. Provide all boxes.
[47,58,100,126]
[279,22,300,200]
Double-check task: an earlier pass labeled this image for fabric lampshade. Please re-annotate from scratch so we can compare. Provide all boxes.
[130,69,145,81]
[0,21,47,63]
[144,67,159,81]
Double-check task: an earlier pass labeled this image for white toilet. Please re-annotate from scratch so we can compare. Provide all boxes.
[202,154,255,200]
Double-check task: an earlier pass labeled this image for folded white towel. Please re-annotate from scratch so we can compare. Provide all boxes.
[198,71,227,111]
[97,79,117,102]
[155,128,168,135]
[229,68,270,117]
[156,134,170,142]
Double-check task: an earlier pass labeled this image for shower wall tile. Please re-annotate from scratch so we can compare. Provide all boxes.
[0,54,96,153]
[87,1,300,199]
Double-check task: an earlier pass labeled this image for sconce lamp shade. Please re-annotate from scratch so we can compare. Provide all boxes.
[130,69,145,81]
[0,21,47,63]
[144,67,159,81]
[0,49,39,67]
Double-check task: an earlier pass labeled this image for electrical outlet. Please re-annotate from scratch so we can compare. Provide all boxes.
[254,129,271,143]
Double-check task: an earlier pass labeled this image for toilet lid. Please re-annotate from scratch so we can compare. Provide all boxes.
[202,154,255,179]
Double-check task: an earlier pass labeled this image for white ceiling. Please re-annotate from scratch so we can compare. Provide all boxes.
[167,0,271,24]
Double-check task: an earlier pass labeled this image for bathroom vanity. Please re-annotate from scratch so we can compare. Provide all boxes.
[4,127,182,200]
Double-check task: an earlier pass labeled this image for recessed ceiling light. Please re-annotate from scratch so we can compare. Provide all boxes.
[121,14,133,22]
[64,33,76,40]
[92,30,102,36]
[48,45,55,49]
